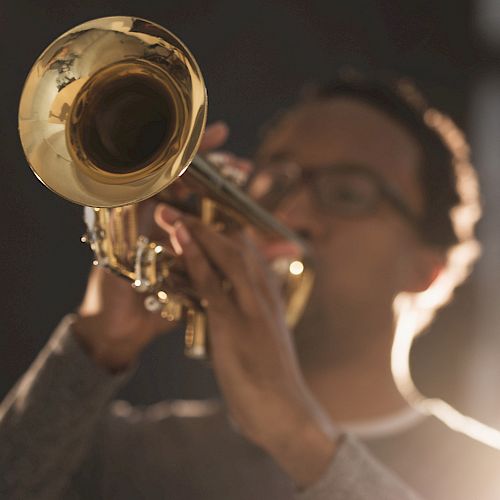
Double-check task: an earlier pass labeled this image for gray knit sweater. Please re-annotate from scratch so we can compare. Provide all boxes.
[0,316,420,499]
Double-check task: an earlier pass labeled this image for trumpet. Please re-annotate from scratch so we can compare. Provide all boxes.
[18,16,313,358]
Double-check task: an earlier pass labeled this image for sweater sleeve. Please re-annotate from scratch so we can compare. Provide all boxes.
[0,316,423,500]
[0,315,131,500]
[295,434,422,500]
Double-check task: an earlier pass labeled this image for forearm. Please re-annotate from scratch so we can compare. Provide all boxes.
[72,313,145,372]
[0,315,130,499]
[256,399,339,489]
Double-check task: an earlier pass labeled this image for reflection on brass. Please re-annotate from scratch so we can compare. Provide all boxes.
[19,16,206,207]
[19,16,314,359]
[185,309,207,359]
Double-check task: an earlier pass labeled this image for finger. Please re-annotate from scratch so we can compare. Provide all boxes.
[228,231,285,304]
[181,217,276,312]
[156,204,252,301]
[155,204,278,311]
[198,121,230,151]
[173,221,229,311]
[153,204,184,255]
[154,203,181,225]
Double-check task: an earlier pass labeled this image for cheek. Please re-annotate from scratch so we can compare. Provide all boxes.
[312,218,411,301]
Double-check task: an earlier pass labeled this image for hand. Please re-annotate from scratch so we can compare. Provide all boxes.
[73,122,230,371]
[155,204,339,488]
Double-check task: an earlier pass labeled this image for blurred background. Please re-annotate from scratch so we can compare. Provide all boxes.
[1,0,500,427]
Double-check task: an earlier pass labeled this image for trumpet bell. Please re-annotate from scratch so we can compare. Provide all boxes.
[19,16,315,359]
[18,16,207,207]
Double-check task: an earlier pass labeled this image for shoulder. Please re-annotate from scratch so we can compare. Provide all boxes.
[363,414,500,500]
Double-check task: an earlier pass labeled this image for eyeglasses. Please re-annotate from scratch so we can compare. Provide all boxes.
[248,160,421,229]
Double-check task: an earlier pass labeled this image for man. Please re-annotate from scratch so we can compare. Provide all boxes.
[0,74,495,499]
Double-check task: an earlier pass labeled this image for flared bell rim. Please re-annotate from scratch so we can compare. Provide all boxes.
[18,16,207,207]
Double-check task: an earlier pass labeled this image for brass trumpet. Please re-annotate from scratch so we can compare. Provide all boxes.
[18,16,313,358]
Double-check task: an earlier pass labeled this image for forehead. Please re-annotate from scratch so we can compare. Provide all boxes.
[259,97,424,209]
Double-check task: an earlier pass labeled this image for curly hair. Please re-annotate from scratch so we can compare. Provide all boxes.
[303,70,481,252]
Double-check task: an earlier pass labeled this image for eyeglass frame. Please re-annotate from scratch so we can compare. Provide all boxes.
[248,160,423,233]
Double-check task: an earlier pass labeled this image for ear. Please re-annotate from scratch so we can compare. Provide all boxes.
[403,246,445,293]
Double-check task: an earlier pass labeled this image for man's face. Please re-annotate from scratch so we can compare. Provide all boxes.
[252,97,429,346]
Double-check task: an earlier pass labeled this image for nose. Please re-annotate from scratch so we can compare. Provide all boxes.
[273,186,316,229]
[256,188,315,260]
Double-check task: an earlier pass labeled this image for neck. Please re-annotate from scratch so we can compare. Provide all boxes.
[296,306,409,422]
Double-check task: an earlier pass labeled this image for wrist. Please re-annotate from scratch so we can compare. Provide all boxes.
[72,313,144,372]
[260,404,339,489]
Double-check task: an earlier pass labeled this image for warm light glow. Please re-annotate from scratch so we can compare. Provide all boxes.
[289,260,304,276]
[392,295,500,450]
[388,104,500,449]
[157,291,168,302]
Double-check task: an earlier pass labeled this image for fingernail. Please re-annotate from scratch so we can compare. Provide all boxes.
[157,204,180,225]
[175,222,191,245]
